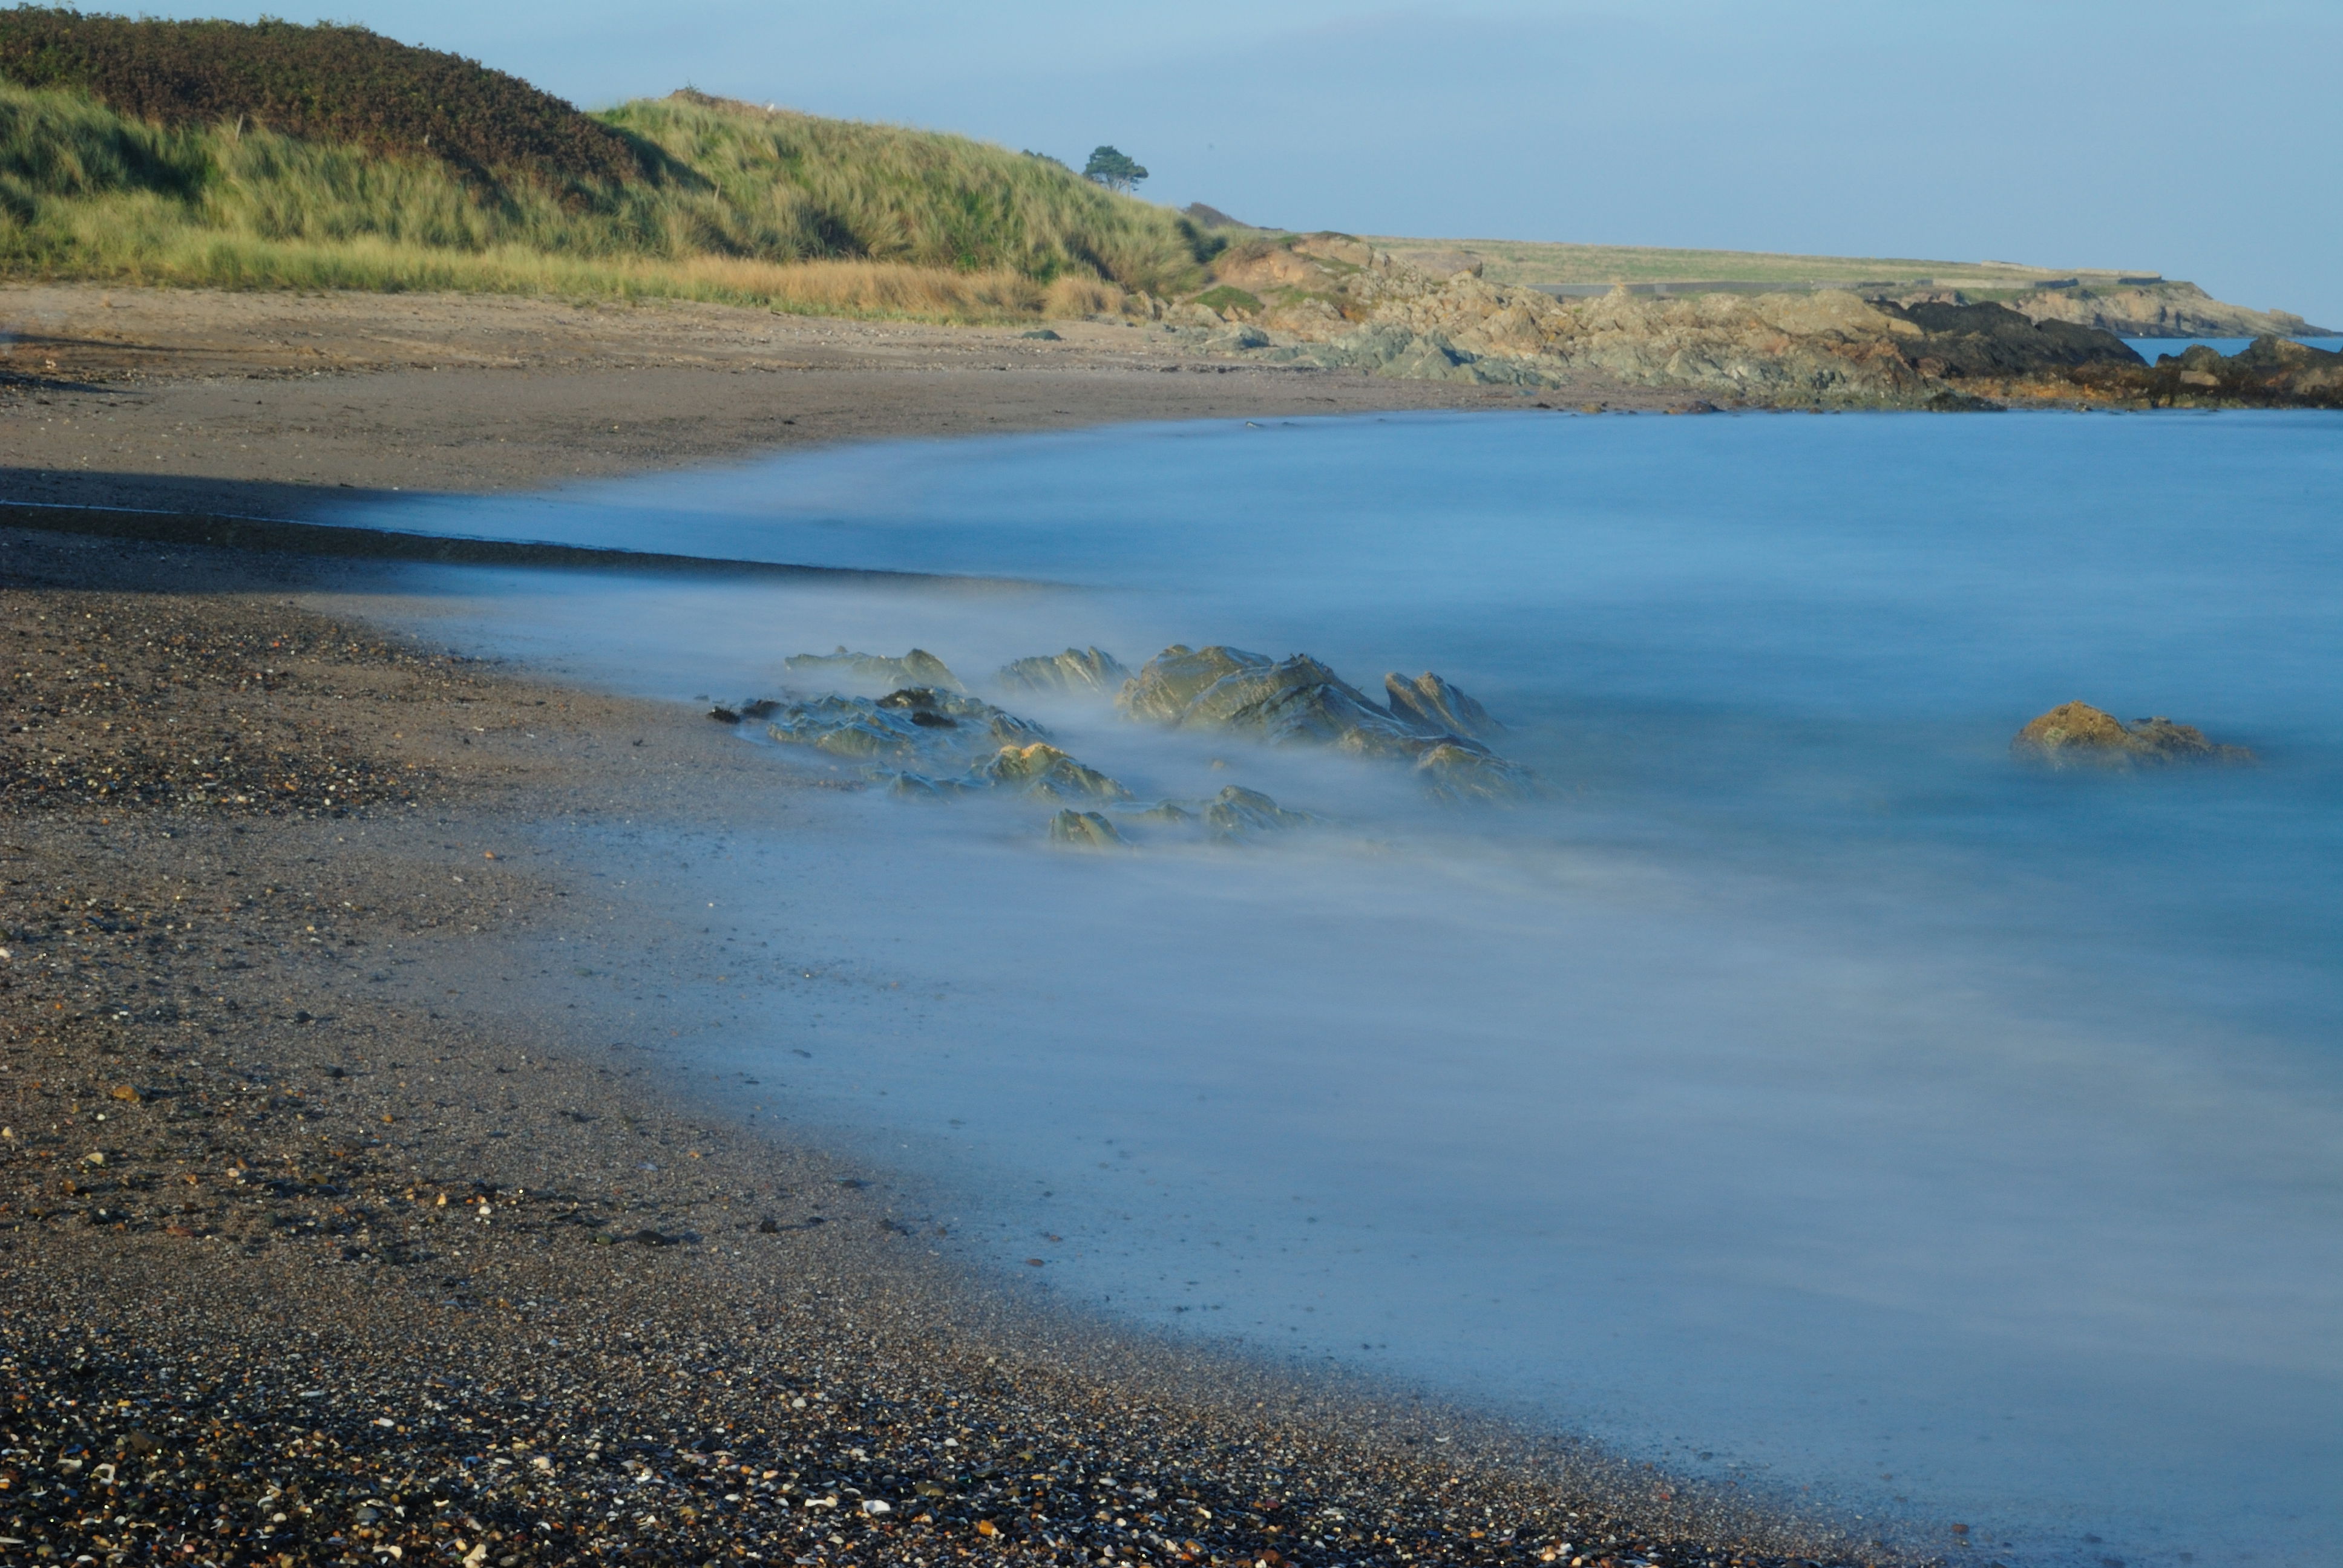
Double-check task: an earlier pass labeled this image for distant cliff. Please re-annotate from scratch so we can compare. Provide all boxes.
[1994,281,2332,340]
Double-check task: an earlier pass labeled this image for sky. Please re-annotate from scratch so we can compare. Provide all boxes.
[122,1,2343,325]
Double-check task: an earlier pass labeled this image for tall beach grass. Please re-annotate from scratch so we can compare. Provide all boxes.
[0,81,1216,320]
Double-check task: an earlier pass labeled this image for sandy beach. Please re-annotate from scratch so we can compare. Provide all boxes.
[1,289,1881,1568]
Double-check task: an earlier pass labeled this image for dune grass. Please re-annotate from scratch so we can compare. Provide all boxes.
[0,76,1218,321]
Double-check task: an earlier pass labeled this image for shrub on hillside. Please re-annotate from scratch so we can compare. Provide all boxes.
[0,8,638,185]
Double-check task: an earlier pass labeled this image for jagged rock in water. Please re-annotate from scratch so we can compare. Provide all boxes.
[1414,742,1539,802]
[764,687,1043,766]
[973,742,1132,802]
[1384,671,1502,739]
[1116,644,1274,723]
[2011,702,2255,768]
[1202,785,1314,837]
[782,646,965,693]
[1122,642,1538,799]
[996,647,1132,696]
[1048,809,1126,849]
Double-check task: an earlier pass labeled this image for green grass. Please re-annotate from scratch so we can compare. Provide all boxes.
[0,71,1219,319]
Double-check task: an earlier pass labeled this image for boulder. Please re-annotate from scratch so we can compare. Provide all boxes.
[1117,645,1274,723]
[974,742,1132,802]
[996,647,1132,696]
[2011,702,2255,768]
[1047,809,1126,849]
[1121,642,1538,800]
[782,647,965,693]
[1384,671,1502,739]
[1414,742,1539,802]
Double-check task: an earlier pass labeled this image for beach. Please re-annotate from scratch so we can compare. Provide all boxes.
[0,296,1854,1568]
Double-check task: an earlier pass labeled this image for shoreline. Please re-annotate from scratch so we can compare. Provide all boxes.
[0,525,1898,1567]
[0,283,1700,526]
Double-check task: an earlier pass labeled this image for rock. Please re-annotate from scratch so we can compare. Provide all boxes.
[1205,324,1272,351]
[1879,299,2142,376]
[1202,785,1313,838]
[1414,742,1539,802]
[2011,701,2255,768]
[1116,645,1274,724]
[974,743,1132,802]
[1121,642,1538,800]
[995,647,1131,696]
[764,688,1044,768]
[782,647,965,693]
[1384,671,1502,739]
[1047,809,1125,849]
[1020,328,1063,341]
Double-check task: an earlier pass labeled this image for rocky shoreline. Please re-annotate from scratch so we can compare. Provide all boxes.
[0,526,1922,1568]
[1172,235,2343,410]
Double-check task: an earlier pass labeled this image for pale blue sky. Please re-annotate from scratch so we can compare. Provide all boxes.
[119,2,2343,324]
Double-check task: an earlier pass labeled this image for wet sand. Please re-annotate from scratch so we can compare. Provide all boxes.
[0,289,1895,1568]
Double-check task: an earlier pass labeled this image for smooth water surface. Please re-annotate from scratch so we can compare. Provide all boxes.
[353,411,2343,1567]
[2124,335,2343,358]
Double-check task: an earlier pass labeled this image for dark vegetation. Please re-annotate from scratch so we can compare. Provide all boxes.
[0,6,641,185]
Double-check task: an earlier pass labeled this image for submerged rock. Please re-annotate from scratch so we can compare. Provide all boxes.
[996,647,1132,696]
[1384,671,1502,739]
[782,646,966,693]
[1047,809,1126,849]
[2011,702,2255,768]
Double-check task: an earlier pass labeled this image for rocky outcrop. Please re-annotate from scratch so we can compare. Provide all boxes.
[1880,300,2144,377]
[2011,702,2254,768]
[2077,337,2343,408]
[1385,671,1502,740]
[1175,235,2342,407]
[782,647,964,693]
[1118,644,1535,800]
[995,647,1131,696]
[1999,280,2333,341]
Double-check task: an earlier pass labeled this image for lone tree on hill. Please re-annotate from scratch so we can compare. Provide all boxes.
[1083,145,1148,192]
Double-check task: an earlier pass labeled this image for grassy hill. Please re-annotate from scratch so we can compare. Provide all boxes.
[0,13,1218,319]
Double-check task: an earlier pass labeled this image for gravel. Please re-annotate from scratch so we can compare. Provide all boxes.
[0,528,1927,1568]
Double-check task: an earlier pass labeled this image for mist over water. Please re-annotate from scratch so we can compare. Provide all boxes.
[356,411,2343,1566]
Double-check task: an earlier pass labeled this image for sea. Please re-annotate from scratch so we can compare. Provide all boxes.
[342,407,2343,1567]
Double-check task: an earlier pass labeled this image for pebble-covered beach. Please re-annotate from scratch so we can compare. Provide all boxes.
[0,528,1913,1568]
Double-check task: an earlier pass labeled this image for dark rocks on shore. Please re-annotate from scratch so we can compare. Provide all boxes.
[2011,701,2255,768]
[1881,299,2143,379]
[2103,336,2343,408]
